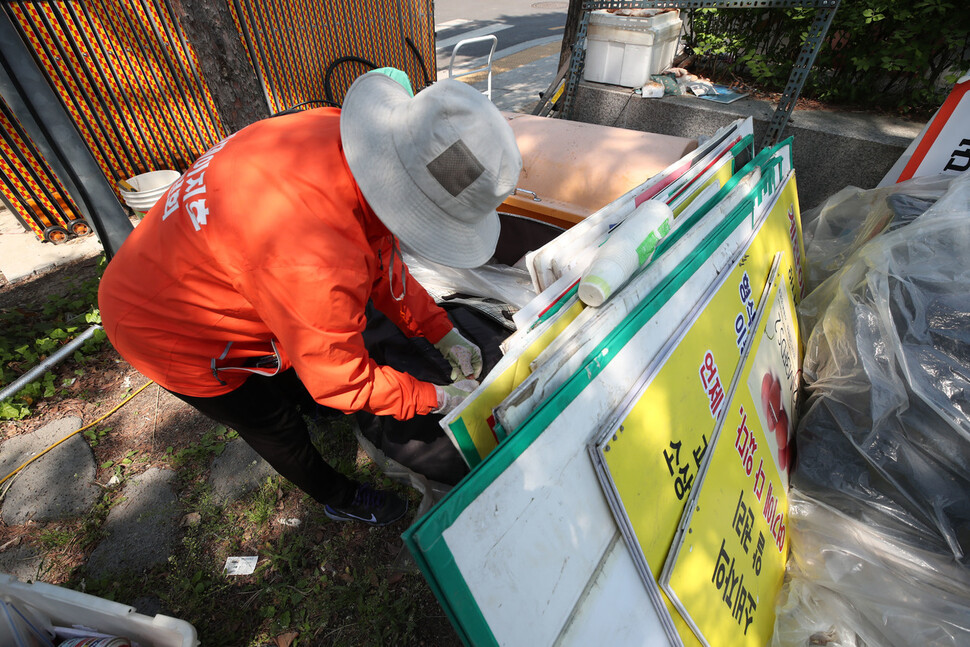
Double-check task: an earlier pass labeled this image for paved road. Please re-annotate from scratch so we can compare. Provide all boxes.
[433,1,568,113]
[435,0,568,49]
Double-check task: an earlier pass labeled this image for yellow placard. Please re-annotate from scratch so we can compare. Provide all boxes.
[446,297,584,466]
[662,264,798,646]
[595,170,802,643]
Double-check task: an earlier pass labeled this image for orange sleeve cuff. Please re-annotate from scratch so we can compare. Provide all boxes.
[425,317,454,345]
[415,379,440,415]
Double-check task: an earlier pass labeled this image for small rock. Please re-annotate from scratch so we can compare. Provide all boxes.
[181,512,202,527]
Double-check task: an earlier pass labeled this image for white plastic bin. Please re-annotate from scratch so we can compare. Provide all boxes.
[0,574,198,647]
[583,10,683,88]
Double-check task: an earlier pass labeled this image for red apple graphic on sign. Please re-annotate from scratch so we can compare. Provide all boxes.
[760,371,789,472]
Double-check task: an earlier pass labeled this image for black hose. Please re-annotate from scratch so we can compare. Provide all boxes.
[405,36,431,90]
[323,55,379,107]
[272,99,340,117]
[310,36,431,112]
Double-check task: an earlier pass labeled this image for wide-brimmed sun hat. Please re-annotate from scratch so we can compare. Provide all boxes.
[340,75,522,269]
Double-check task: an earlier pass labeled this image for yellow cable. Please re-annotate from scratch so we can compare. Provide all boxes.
[0,380,155,487]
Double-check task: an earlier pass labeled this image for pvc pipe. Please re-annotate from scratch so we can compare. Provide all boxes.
[0,325,102,403]
[578,200,674,307]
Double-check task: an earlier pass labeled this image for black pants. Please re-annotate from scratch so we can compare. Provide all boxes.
[170,369,356,506]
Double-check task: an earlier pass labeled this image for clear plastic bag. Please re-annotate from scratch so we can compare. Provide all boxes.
[796,172,970,558]
[402,249,536,312]
[781,173,970,645]
[772,490,970,647]
[800,174,955,292]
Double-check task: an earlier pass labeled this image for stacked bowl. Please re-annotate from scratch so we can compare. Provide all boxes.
[119,170,180,214]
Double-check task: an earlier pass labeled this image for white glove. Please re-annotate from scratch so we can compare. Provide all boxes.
[433,328,483,380]
[432,379,479,416]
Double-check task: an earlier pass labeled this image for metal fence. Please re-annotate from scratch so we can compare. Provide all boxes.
[1,0,434,243]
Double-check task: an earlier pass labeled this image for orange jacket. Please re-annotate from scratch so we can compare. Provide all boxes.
[98,108,454,420]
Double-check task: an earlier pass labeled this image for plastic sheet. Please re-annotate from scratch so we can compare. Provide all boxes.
[401,249,537,312]
[800,174,954,291]
[797,172,970,557]
[781,173,970,645]
[772,490,970,647]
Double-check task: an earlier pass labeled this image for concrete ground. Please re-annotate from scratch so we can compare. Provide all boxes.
[0,206,103,286]
[0,417,275,585]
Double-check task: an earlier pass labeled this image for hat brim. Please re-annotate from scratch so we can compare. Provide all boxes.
[340,75,500,269]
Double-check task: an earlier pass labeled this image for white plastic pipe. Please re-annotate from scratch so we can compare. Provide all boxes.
[0,325,102,403]
[578,200,675,307]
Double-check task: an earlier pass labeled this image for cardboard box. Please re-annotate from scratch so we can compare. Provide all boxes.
[500,112,697,229]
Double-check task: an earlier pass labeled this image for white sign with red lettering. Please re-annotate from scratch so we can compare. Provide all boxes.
[880,74,970,186]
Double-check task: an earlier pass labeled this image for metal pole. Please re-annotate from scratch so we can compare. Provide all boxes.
[0,7,132,259]
[0,326,102,404]
[759,1,840,148]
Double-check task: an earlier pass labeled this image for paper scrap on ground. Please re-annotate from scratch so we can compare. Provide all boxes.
[225,556,258,575]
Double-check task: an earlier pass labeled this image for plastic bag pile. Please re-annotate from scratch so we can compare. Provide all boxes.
[774,173,970,646]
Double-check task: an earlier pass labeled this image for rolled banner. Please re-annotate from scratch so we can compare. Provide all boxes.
[578,200,675,306]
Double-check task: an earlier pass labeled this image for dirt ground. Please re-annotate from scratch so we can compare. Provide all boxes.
[0,256,207,472]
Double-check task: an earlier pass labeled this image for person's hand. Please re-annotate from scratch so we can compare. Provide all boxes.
[432,379,479,416]
[433,328,483,380]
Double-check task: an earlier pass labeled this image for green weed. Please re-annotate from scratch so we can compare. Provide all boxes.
[83,425,111,448]
[171,425,238,471]
[0,255,108,420]
[38,526,76,551]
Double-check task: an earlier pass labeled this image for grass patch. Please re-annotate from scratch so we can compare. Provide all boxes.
[66,460,436,646]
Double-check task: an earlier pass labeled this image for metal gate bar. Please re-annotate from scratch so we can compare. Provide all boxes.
[0,7,133,256]
[0,0,433,247]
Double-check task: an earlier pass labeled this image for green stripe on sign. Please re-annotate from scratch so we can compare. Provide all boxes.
[448,417,488,467]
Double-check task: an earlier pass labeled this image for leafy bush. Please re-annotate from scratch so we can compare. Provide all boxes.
[684,1,970,116]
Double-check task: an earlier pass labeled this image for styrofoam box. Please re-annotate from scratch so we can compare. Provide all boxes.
[583,10,683,87]
[0,574,199,647]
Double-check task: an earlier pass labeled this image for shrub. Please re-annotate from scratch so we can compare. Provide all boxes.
[684,1,970,116]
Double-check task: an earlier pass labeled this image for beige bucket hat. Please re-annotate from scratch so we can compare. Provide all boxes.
[340,75,522,269]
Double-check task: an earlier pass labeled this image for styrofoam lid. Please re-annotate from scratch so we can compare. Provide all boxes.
[589,9,682,31]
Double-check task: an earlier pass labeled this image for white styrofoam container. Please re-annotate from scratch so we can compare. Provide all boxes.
[583,10,683,87]
[0,574,199,647]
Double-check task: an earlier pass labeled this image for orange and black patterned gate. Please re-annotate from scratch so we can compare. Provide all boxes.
[1,0,435,243]
[230,0,435,114]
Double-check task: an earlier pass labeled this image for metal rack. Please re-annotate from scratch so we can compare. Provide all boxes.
[562,0,841,150]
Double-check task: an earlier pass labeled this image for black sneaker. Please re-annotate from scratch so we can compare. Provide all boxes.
[324,483,407,526]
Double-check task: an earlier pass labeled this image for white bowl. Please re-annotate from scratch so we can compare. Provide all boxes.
[120,169,180,212]
[120,170,180,196]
